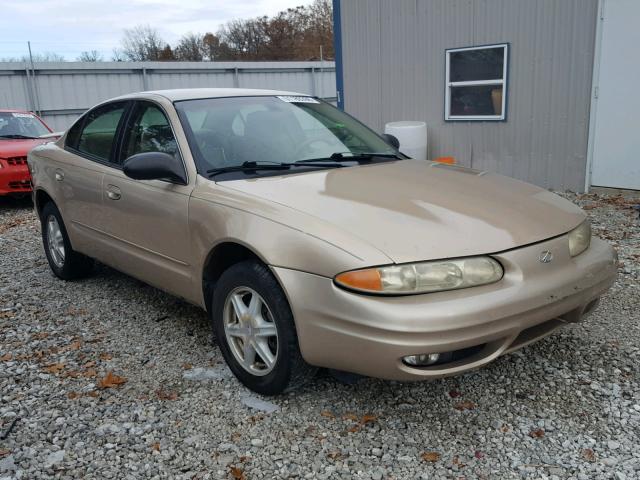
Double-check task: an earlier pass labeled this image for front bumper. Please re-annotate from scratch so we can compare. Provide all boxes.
[273,236,617,381]
[0,163,32,195]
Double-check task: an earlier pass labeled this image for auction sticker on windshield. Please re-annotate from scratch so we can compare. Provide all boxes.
[277,96,320,104]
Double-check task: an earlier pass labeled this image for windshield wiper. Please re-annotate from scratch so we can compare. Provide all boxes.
[207,160,345,177]
[207,161,291,176]
[296,152,402,164]
[0,134,39,139]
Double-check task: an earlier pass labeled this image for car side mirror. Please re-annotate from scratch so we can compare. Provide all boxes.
[123,152,187,184]
[381,133,400,149]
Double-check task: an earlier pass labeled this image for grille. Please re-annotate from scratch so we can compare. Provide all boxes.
[8,180,31,190]
[6,156,28,166]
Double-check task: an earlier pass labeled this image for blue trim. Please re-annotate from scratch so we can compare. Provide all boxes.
[333,0,344,110]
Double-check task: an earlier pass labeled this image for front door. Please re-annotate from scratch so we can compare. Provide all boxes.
[100,101,195,300]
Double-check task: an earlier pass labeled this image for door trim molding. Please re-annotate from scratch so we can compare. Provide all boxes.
[72,220,190,267]
[585,0,606,193]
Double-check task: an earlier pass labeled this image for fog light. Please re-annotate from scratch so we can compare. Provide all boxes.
[403,353,441,366]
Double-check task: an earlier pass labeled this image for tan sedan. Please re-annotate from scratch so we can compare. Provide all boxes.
[28,89,617,395]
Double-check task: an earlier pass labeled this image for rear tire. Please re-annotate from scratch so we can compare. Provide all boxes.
[41,202,93,280]
[211,260,317,395]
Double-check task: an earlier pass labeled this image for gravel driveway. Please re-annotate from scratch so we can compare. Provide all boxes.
[1,192,639,480]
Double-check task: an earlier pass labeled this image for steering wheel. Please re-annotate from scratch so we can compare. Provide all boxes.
[293,138,336,159]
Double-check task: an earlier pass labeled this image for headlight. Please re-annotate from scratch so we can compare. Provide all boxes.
[335,256,503,295]
[568,220,591,257]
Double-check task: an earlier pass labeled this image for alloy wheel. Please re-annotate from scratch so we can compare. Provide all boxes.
[46,215,65,268]
[223,287,279,376]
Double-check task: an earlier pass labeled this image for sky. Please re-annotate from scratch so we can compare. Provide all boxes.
[0,0,313,61]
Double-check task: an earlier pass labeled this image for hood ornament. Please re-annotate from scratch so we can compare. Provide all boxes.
[539,250,554,263]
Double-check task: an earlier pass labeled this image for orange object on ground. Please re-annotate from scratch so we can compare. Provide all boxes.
[434,156,456,164]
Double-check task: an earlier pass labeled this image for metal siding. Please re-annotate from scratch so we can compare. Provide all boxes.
[341,0,598,191]
[0,61,335,130]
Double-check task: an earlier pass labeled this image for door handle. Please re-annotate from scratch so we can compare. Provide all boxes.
[106,185,121,201]
[54,170,64,182]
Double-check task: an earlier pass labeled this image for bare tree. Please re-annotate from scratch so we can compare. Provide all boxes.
[174,33,204,61]
[0,52,67,62]
[77,50,103,62]
[120,25,165,61]
[111,48,126,62]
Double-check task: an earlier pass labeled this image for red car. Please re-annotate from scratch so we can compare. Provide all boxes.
[0,110,58,197]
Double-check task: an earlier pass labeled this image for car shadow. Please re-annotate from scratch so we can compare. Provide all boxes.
[0,195,33,212]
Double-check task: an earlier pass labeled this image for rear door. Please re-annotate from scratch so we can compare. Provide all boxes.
[100,100,195,300]
[57,101,130,255]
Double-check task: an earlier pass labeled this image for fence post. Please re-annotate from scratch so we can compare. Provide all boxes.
[234,67,239,88]
[141,67,149,90]
[24,66,37,114]
[311,67,316,96]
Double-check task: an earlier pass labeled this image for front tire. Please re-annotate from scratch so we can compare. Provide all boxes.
[41,202,93,280]
[212,260,317,395]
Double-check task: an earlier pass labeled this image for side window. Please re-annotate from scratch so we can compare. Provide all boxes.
[122,102,179,161]
[77,102,127,162]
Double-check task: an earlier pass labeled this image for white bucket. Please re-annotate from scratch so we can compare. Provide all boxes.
[384,121,428,160]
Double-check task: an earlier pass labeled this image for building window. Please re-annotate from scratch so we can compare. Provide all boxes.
[445,44,508,121]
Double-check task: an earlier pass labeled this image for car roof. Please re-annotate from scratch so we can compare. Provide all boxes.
[113,88,309,103]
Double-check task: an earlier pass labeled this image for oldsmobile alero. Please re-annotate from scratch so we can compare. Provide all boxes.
[28,89,617,394]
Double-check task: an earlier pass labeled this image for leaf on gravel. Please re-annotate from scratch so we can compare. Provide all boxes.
[529,428,545,438]
[100,353,112,360]
[1,353,12,361]
[0,310,14,319]
[326,450,342,460]
[448,389,462,398]
[98,371,127,389]
[68,340,82,351]
[83,368,98,378]
[0,448,11,458]
[86,390,100,398]
[182,363,193,370]
[421,451,441,462]
[31,332,49,340]
[44,363,65,374]
[83,361,96,368]
[151,442,160,452]
[453,400,475,411]
[228,466,245,480]
[320,411,335,419]
[361,414,377,424]
[156,389,178,401]
[67,391,81,400]
[582,448,596,462]
[342,413,358,421]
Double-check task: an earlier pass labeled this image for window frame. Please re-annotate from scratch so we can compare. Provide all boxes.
[65,100,132,168]
[444,43,509,122]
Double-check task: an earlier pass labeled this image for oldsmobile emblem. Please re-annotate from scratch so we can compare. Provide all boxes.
[539,250,554,263]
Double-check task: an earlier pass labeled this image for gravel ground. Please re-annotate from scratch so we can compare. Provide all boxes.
[1,191,639,480]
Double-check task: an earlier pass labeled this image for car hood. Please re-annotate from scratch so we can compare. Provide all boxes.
[221,160,585,264]
[0,138,50,158]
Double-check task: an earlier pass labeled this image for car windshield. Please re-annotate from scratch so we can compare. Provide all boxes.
[174,96,398,175]
[0,112,49,138]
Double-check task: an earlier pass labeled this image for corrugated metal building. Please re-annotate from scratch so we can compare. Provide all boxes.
[333,0,639,192]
